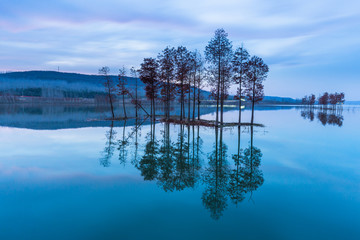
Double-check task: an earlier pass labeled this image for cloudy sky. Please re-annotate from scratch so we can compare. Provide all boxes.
[0,0,359,99]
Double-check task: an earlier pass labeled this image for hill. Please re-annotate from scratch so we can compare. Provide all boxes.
[0,71,299,104]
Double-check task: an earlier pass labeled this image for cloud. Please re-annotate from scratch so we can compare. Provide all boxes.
[0,0,360,98]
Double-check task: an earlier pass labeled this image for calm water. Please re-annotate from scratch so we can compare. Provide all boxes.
[0,105,359,240]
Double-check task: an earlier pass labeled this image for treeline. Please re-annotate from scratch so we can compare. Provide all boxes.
[100,28,269,126]
[0,87,108,99]
[302,92,345,108]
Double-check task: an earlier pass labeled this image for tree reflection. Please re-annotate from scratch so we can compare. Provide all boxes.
[300,108,343,127]
[99,121,117,167]
[228,127,246,204]
[99,120,265,220]
[241,126,264,195]
[138,123,202,192]
[118,120,128,165]
[202,127,230,220]
[138,122,159,180]
[201,125,265,220]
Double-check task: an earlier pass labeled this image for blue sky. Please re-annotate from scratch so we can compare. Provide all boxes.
[0,0,359,100]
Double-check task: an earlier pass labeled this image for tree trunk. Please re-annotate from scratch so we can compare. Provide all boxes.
[192,75,196,121]
[150,96,153,122]
[108,88,115,119]
[251,77,255,125]
[188,84,191,122]
[220,76,224,125]
[180,81,183,121]
[153,98,156,122]
[135,78,138,119]
[238,81,242,125]
[216,55,221,126]
[122,94,127,119]
[197,85,200,120]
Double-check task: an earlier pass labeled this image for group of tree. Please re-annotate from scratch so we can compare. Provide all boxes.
[318,92,345,109]
[301,94,316,106]
[138,46,206,123]
[302,92,345,109]
[205,30,269,126]
[100,28,269,126]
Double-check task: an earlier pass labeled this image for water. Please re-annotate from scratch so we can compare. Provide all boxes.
[0,105,359,240]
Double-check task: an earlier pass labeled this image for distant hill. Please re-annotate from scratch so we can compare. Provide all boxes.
[0,70,143,99]
[262,96,301,104]
[0,70,212,100]
[0,70,299,104]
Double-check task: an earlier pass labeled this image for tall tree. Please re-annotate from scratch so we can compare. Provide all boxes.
[232,45,250,125]
[190,50,204,121]
[130,67,139,119]
[205,28,233,126]
[99,66,116,119]
[118,66,129,119]
[139,58,160,122]
[244,56,269,125]
[158,47,177,121]
[318,92,329,109]
[174,46,192,121]
[309,94,316,107]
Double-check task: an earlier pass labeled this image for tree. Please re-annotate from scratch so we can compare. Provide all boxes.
[309,94,316,106]
[174,46,192,121]
[232,45,250,125]
[139,58,160,121]
[118,66,129,119]
[318,92,329,108]
[190,50,204,121]
[130,67,139,119]
[205,28,233,126]
[337,92,345,105]
[158,47,177,121]
[99,66,116,119]
[244,56,269,125]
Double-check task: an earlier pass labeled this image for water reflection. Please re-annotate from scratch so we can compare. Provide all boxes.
[99,121,264,220]
[118,121,129,166]
[300,108,344,127]
[228,126,264,206]
[99,121,117,167]
[202,127,230,219]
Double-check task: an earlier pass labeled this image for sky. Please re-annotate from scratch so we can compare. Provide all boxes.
[0,0,359,100]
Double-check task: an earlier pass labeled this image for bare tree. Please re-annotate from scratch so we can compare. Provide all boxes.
[118,66,129,119]
[99,66,116,119]
[130,67,139,118]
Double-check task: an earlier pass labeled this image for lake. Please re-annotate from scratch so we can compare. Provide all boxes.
[0,105,359,240]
